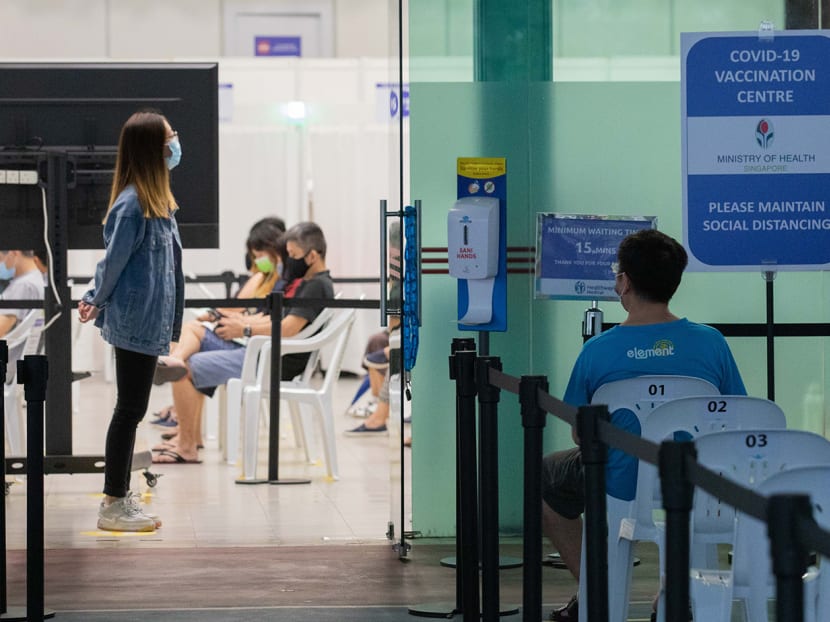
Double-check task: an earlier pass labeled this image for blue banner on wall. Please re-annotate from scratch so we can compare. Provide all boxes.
[255,36,302,57]
[682,30,830,271]
[375,83,410,121]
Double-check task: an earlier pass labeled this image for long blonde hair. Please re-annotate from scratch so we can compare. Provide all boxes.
[106,111,178,220]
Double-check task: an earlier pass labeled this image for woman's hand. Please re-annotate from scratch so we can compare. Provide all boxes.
[78,301,99,323]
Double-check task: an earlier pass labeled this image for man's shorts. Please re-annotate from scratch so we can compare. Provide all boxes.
[541,447,585,520]
[189,330,245,396]
[188,329,312,397]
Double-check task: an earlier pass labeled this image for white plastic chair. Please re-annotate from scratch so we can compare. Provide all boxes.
[578,374,720,622]
[636,397,787,621]
[217,307,336,464]
[239,308,356,480]
[691,458,830,622]
[639,396,787,565]
[3,309,40,456]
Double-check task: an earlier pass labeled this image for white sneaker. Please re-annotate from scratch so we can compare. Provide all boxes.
[346,399,378,418]
[126,491,162,529]
[97,496,156,532]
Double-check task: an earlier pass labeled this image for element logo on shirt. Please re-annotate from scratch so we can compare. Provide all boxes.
[627,339,675,360]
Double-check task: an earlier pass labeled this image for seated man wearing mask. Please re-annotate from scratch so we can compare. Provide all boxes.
[152,222,334,464]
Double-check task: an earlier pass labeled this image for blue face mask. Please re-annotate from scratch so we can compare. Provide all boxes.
[0,259,16,281]
[165,136,182,170]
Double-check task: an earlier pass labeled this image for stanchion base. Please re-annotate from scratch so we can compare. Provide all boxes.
[235,478,312,486]
[407,602,520,618]
[408,601,457,618]
[0,606,55,620]
[439,555,523,570]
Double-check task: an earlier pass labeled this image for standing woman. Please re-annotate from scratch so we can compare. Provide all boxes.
[78,111,185,532]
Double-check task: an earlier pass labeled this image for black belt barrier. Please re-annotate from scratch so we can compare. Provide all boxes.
[447,339,830,622]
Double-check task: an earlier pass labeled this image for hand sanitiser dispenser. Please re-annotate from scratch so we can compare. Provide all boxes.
[448,196,499,324]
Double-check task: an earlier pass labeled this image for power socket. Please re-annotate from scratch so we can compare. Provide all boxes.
[19,170,38,185]
[6,170,19,184]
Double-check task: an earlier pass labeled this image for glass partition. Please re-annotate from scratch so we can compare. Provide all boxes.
[409,0,829,537]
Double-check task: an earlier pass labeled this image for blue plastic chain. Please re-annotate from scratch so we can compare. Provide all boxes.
[402,205,419,372]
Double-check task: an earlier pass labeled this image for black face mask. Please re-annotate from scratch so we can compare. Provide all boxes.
[284,254,309,281]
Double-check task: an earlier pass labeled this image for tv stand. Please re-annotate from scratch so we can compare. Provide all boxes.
[2,150,154,479]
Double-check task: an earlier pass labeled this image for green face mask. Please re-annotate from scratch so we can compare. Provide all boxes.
[254,256,275,274]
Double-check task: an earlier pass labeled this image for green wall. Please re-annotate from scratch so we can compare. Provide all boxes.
[408,1,828,537]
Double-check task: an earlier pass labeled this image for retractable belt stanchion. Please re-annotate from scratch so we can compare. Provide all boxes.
[19,355,54,620]
[452,338,476,616]
[768,494,811,622]
[476,357,501,621]
[577,405,609,622]
[267,292,309,485]
[658,441,695,622]
[0,340,25,622]
[236,292,310,486]
[518,375,547,622]
[0,343,37,622]
[455,349,480,622]
[409,338,475,618]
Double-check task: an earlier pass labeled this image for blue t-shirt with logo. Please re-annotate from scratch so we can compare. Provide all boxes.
[563,318,746,500]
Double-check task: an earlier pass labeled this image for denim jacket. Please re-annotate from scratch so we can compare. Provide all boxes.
[83,185,184,356]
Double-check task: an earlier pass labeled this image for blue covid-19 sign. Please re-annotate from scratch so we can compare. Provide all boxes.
[682,30,830,271]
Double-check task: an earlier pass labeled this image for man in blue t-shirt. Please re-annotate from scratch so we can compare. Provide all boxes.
[544,229,746,622]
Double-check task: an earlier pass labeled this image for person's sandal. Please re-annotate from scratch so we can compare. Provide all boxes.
[549,595,577,621]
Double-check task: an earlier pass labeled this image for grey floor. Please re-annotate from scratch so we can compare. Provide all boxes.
[50,607,420,622]
[5,373,407,549]
[3,372,665,620]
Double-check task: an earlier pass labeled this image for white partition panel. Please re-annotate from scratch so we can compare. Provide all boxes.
[182,126,300,273]
[308,124,393,373]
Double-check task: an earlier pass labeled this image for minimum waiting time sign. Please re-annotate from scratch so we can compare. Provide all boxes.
[682,30,830,271]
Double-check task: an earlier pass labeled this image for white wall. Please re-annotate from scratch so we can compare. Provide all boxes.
[0,0,391,58]
[0,2,403,373]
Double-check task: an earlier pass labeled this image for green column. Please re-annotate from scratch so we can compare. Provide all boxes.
[472,0,556,532]
[474,0,552,81]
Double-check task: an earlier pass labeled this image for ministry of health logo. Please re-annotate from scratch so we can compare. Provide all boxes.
[755,119,774,149]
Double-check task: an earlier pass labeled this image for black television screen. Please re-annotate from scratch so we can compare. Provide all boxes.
[0,62,219,249]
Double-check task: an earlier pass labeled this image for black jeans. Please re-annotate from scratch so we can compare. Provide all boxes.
[103,347,157,498]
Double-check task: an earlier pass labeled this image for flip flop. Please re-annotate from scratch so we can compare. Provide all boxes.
[151,449,202,464]
[149,406,178,427]
[153,358,188,386]
[149,405,174,423]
